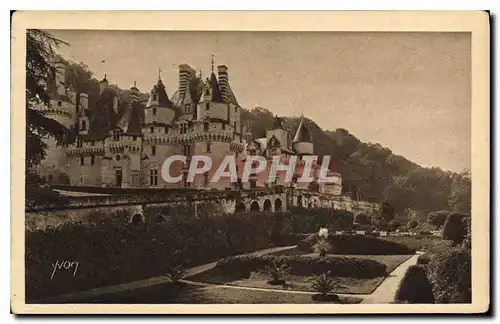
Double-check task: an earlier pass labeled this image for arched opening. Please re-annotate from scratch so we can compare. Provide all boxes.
[155,214,166,224]
[235,202,246,213]
[275,198,283,212]
[131,213,145,225]
[250,201,260,212]
[297,196,303,207]
[263,199,272,212]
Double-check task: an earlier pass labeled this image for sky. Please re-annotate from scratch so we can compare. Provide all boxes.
[48,30,471,172]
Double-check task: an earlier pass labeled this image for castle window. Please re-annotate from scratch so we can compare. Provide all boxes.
[235,106,238,113]
[222,123,226,130]
[133,136,137,141]
[250,180,257,189]
[57,101,62,107]
[150,126,154,133]
[153,108,157,116]
[151,145,156,156]
[116,155,121,161]
[91,155,95,165]
[80,176,84,184]
[113,131,120,141]
[149,169,158,186]
[152,94,157,101]
[91,141,95,146]
[76,136,83,148]
[204,122,209,132]
[164,127,168,134]
[81,120,87,131]
[206,142,211,153]
[80,156,84,166]
[206,103,210,110]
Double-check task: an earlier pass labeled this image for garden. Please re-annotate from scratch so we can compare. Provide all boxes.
[25,205,471,304]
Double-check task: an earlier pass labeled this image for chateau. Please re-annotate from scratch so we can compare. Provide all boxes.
[34,59,342,195]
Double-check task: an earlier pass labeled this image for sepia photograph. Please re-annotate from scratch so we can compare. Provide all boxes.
[11,11,490,314]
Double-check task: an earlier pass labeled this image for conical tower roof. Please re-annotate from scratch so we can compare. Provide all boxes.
[293,118,311,143]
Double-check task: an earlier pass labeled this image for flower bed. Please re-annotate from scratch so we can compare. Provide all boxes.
[216,254,387,278]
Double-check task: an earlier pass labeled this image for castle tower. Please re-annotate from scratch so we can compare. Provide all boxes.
[54,60,66,97]
[292,118,313,155]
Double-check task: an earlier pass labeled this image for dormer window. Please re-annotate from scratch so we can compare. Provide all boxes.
[152,94,157,101]
[57,101,62,107]
[151,145,156,156]
[81,120,87,131]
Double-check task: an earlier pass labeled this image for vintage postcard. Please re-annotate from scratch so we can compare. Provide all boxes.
[11,11,490,314]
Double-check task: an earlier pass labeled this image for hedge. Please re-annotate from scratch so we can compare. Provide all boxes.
[26,211,280,301]
[298,233,415,255]
[216,254,387,278]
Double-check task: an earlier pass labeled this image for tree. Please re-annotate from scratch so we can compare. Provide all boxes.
[449,170,471,214]
[389,220,401,231]
[354,213,370,225]
[427,210,451,229]
[26,30,69,169]
[442,212,469,245]
[380,200,395,222]
[407,219,419,230]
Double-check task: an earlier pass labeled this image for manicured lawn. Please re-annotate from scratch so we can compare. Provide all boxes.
[381,236,452,253]
[48,282,362,304]
[187,250,413,295]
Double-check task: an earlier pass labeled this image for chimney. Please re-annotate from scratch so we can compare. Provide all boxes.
[217,65,228,102]
[178,64,191,101]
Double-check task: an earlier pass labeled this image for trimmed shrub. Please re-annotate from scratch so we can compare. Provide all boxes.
[417,253,431,265]
[427,246,471,303]
[299,233,415,255]
[388,220,401,231]
[216,254,387,278]
[427,210,451,229]
[407,219,419,230]
[395,265,435,303]
[442,213,469,244]
[354,213,371,225]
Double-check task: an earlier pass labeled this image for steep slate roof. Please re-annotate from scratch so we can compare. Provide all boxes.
[226,83,240,106]
[210,72,224,103]
[116,100,145,135]
[83,86,146,141]
[84,87,118,141]
[293,119,312,143]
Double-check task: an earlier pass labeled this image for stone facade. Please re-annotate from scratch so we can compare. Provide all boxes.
[34,59,342,196]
